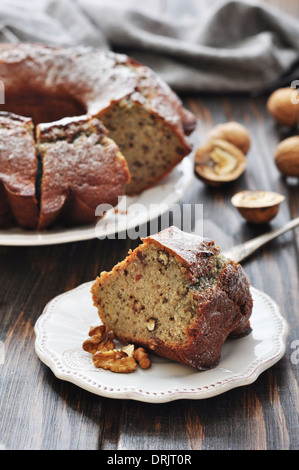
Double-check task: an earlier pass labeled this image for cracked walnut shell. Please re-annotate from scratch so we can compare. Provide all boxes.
[231,190,285,224]
[194,139,247,186]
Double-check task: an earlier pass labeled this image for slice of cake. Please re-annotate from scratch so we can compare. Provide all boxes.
[36,115,130,230]
[0,111,38,228]
[91,226,253,371]
[99,98,193,196]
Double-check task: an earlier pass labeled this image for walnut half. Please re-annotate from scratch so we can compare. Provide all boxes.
[93,350,137,373]
[82,325,151,373]
[82,325,115,354]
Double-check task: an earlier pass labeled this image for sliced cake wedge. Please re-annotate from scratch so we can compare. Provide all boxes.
[91,226,253,370]
[36,115,130,230]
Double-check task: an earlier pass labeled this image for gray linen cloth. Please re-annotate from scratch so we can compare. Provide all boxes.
[0,0,298,94]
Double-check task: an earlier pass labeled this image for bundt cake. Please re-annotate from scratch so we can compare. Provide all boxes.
[0,111,130,230]
[0,43,196,229]
[91,226,253,371]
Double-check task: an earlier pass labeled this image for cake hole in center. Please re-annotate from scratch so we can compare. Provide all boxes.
[0,91,87,125]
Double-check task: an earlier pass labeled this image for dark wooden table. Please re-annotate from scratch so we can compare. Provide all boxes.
[1,1,299,453]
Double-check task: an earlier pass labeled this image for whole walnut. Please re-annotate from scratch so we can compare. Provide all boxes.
[274,136,299,177]
[267,87,299,127]
[207,121,251,154]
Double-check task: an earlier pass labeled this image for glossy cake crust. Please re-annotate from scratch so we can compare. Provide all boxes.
[92,227,253,370]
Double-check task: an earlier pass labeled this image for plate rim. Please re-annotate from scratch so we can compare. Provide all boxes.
[34,282,289,403]
[0,158,194,247]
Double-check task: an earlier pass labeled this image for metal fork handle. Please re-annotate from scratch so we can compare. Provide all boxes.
[223,217,299,263]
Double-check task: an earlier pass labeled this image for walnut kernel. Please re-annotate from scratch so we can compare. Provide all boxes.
[134,347,151,369]
[93,350,137,373]
[146,317,156,331]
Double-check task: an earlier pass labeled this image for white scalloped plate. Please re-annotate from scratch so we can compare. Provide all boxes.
[34,282,288,403]
[0,157,194,246]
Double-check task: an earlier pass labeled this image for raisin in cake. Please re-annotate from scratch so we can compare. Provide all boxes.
[91,226,253,370]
